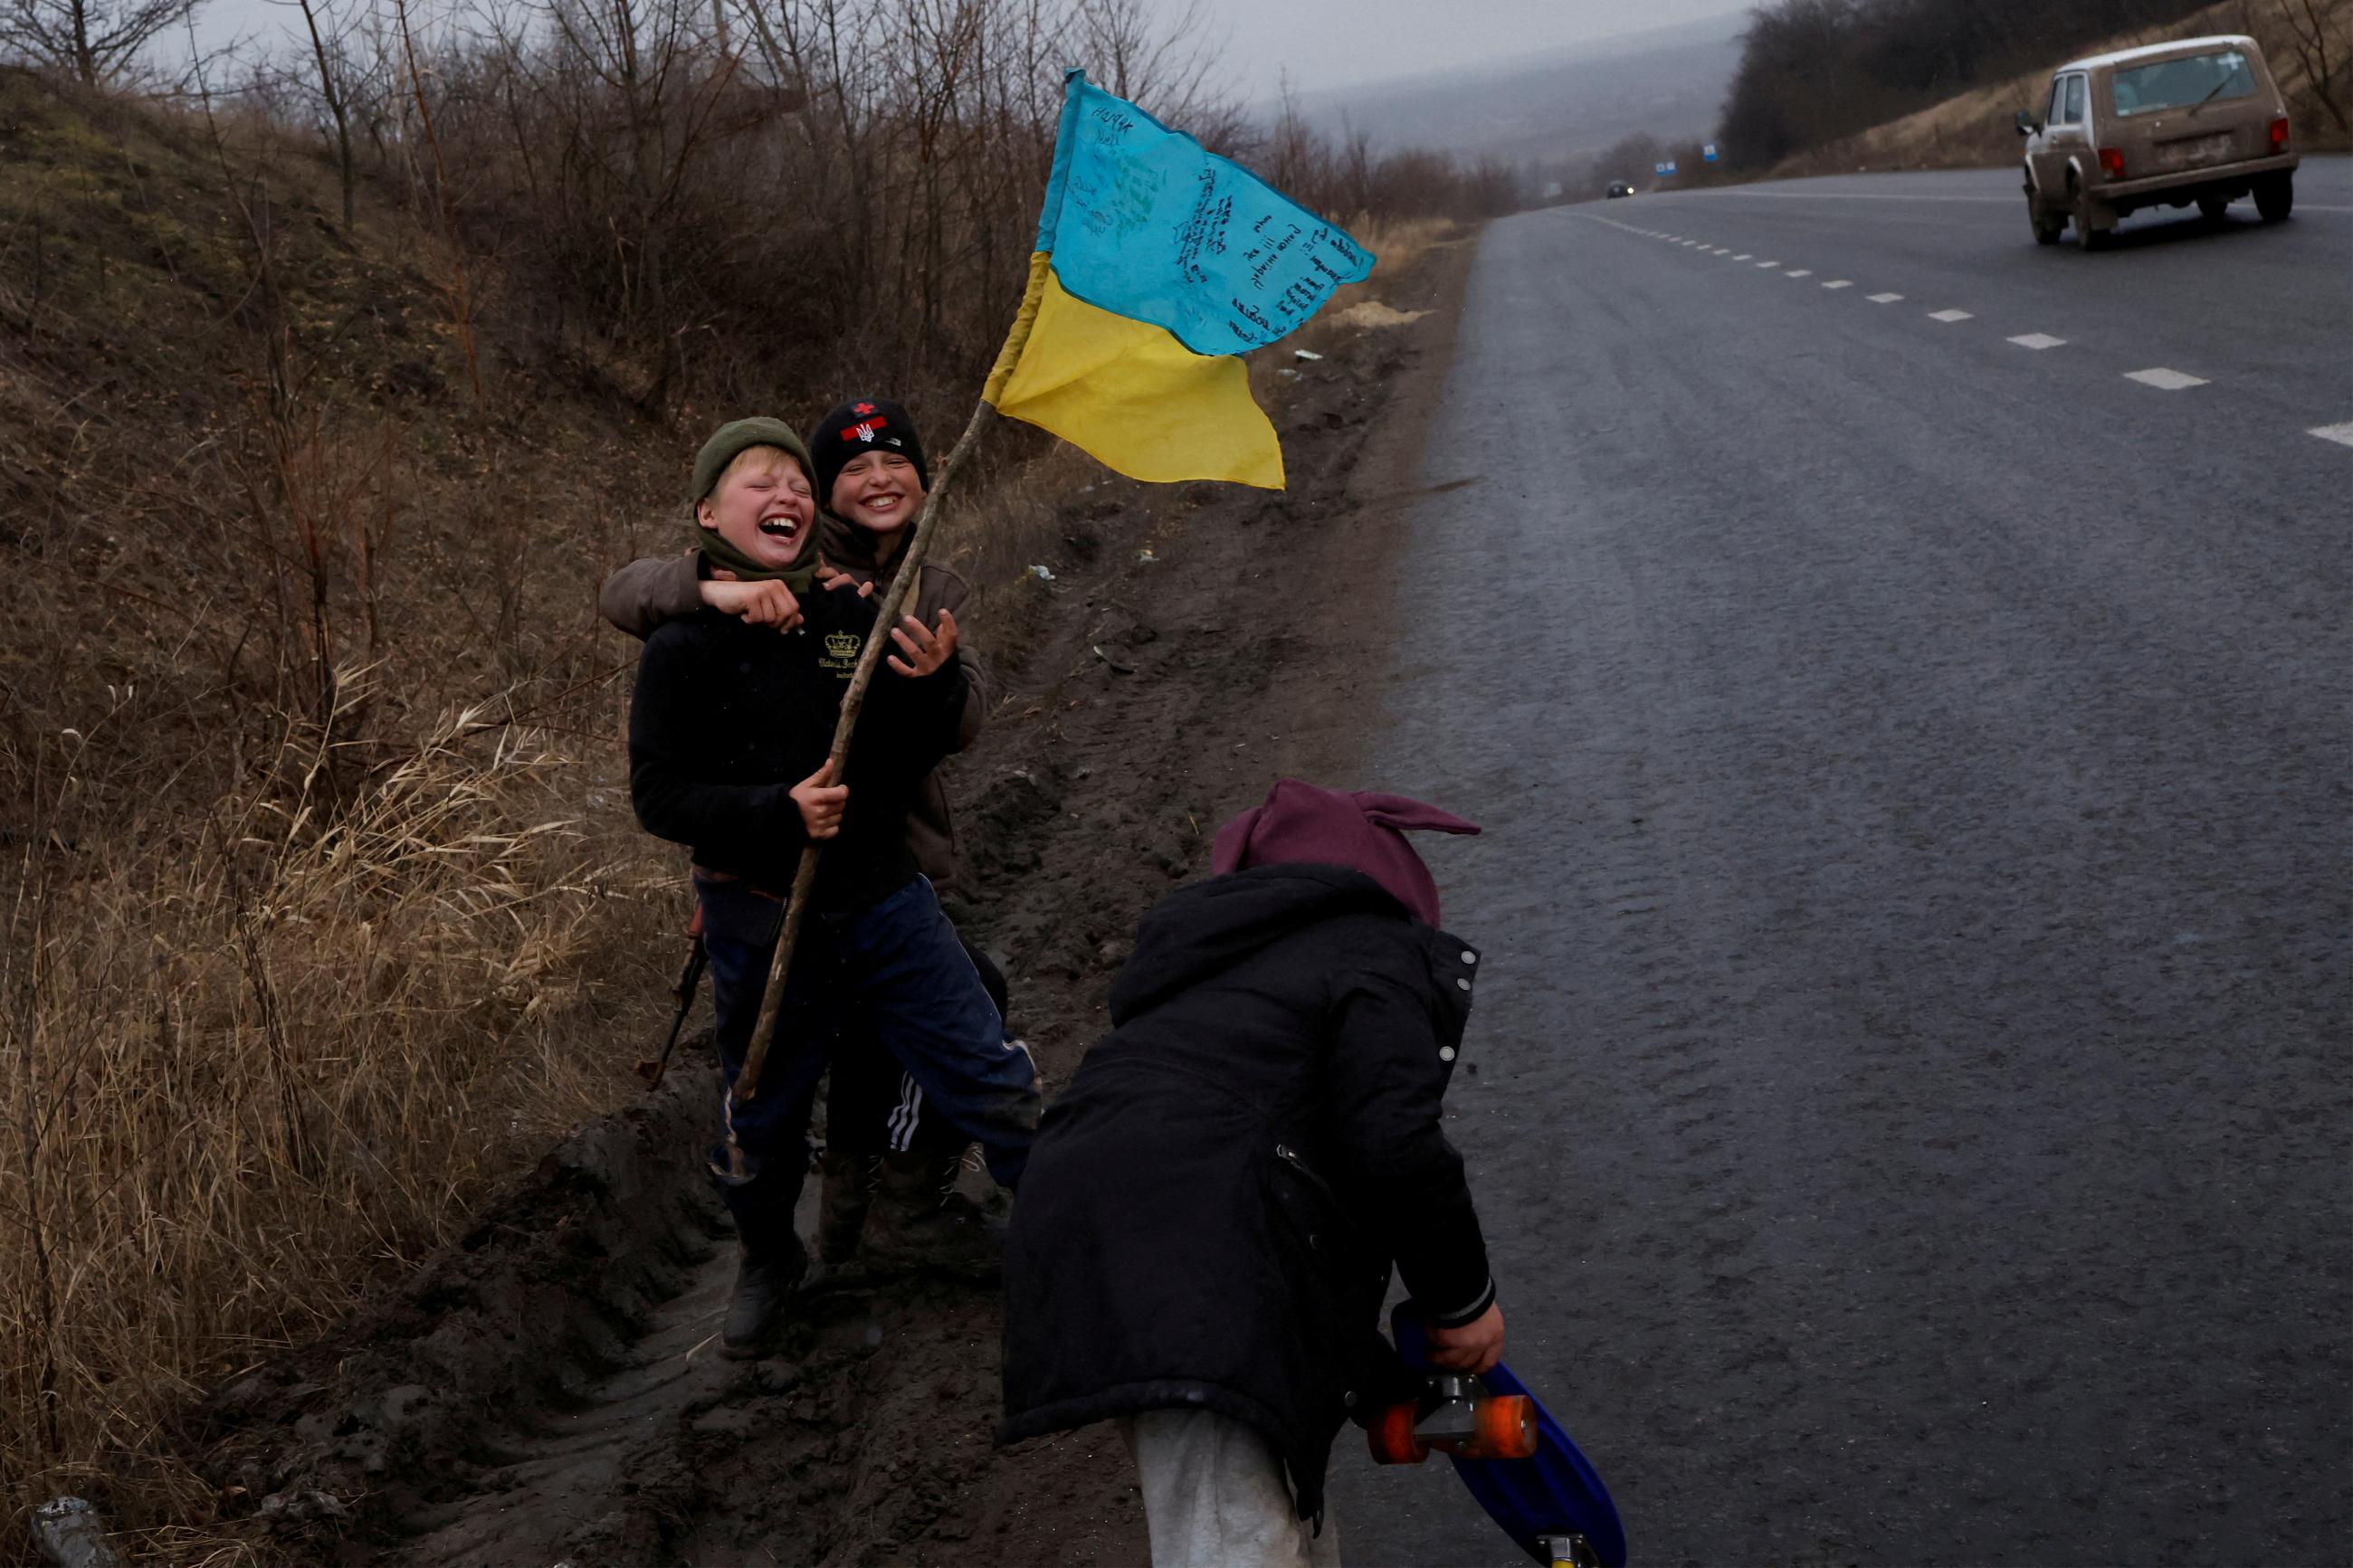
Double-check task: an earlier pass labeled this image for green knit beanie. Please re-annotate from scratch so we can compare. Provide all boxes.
[689,417,821,587]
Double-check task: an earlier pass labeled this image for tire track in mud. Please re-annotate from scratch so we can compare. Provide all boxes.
[189,236,1482,1566]
[389,1202,738,1565]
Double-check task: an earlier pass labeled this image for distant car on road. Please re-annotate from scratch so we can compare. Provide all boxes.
[2016,34,2299,250]
[1606,180,1635,199]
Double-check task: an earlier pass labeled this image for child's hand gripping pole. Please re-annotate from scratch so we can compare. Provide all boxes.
[729,403,997,1105]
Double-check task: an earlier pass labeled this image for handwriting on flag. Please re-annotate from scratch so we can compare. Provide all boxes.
[1041,72,1375,356]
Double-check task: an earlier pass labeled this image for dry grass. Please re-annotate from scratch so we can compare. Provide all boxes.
[1778,0,2353,176]
[1348,215,1462,279]
[1,681,672,1554]
[0,72,689,1554]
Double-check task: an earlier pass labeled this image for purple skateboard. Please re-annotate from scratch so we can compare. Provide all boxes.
[1377,1303,1627,1568]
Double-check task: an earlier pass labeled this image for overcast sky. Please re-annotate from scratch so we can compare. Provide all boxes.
[1193,0,1749,99]
[191,0,1750,102]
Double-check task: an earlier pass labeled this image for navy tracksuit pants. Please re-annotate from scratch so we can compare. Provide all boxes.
[697,872,1038,1256]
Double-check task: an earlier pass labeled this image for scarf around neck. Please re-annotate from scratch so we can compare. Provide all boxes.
[694,519,820,593]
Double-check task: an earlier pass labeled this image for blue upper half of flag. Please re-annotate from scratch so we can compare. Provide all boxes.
[1037,70,1376,356]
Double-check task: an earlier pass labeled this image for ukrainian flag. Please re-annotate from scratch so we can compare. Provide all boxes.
[982,71,1377,491]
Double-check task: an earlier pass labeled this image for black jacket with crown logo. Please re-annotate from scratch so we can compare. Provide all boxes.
[627,588,967,916]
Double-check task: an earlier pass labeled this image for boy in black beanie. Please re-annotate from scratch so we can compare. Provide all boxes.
[627,417,1038,1355]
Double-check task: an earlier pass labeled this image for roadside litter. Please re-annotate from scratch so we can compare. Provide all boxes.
[33,1499,119,1568]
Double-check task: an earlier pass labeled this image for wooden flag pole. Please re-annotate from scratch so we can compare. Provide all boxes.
[729,400,998,1103]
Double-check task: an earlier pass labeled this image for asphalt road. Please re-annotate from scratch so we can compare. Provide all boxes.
[1331,163,2350,1565]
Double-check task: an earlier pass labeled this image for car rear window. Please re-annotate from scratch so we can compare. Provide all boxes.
[2111,50,2258,117]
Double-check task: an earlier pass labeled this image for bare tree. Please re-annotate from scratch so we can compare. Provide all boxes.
[0,0,205,85]
[1072,0,1222,122]
[2273,0,2346,132]
[391,0,486,406]
[286,0,362,227]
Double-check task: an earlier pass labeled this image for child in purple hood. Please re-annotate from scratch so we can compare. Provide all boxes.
[999,778,1504,1568]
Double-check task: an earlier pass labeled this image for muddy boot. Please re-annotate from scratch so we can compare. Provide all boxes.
[861,1151,1005,1279]
[801,1149,876,1293]
[721,1240,805,1358]
[719,1190,806,1359]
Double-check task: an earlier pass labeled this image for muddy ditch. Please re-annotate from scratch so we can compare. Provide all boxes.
[182,231,1479,1568]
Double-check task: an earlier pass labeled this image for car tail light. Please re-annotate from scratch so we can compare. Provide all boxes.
[2099,147,2127,179]
[2269,117,2291,152]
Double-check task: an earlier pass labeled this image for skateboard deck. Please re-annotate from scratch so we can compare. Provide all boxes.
[1383,1303,1627,1568]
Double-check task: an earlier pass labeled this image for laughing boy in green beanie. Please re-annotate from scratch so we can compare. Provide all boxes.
[626,417,1039,1355]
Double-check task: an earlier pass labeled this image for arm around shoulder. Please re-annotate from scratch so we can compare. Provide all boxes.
[601,551,704,640]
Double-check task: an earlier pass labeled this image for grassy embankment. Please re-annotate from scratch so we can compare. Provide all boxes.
[0,71,1068,1553]
[1777,0,2353,176]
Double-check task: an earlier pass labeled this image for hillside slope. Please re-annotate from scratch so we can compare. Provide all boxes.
[1777,0,2352,175]
[0,63,743,1544]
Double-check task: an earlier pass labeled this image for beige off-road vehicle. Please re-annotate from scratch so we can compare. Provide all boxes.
[2016,35,2300,250]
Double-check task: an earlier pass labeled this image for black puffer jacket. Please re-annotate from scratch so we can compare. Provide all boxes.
[997,863,1493,1522]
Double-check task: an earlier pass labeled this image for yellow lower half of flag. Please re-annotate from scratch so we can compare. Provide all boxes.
[983,254,1284,490]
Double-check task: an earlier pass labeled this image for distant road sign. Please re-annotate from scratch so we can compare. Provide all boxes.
[1653,162,1668,176]
[1703,143,1720,162]
[1664,160,1678,175]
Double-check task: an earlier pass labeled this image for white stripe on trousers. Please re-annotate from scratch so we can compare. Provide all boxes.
[887,1073,924,1152]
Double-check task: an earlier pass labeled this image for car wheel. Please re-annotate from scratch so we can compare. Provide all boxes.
[2072,182,2113,251]
[2196,194,2231,224]
[2253,171,2293,222]
[2029,193,2066,245]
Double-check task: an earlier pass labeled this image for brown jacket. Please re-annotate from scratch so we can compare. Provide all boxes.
[599,519,986,885]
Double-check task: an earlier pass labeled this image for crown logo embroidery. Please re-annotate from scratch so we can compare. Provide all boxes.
[824,632,861,660]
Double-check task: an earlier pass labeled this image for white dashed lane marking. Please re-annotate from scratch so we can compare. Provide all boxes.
[1593,213,2328,443]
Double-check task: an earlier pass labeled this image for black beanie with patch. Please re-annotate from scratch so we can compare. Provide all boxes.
[807,397,929,514]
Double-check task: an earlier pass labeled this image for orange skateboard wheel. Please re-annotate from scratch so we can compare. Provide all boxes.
[1468,1392,1538,1460]
[1368,1402,1429,1465]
